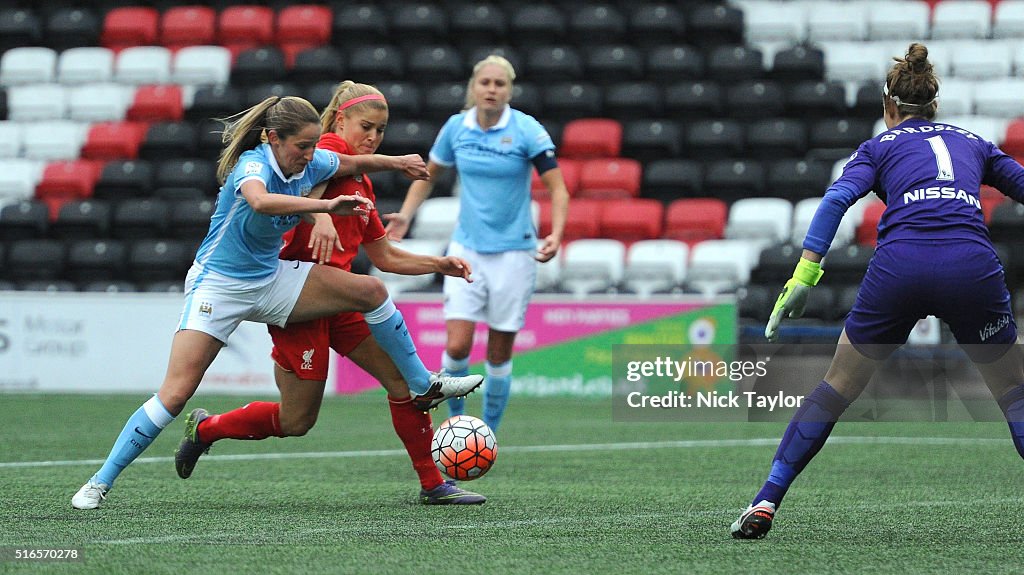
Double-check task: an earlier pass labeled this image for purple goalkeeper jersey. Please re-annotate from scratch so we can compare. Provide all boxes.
[804,118,1024,254]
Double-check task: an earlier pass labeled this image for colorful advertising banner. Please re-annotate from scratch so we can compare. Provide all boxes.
[335,295,736,396]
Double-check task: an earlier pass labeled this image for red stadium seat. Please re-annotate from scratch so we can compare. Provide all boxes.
[855,201,886,246]
[35,160,105,206]
[160,6,217,50]
[101,7,160,50]
[663,198,727,245]
[600,198,664,242]
[81,121,149,161]
[531,157,580,199]
[127,85,184,122]
[218,6,274,54]
[1002,119,1024,158]
[538,197,600,241]
[276,5,332,62]
[560,118,623,159]
[981,185,1007,223]
[577,158,641,199]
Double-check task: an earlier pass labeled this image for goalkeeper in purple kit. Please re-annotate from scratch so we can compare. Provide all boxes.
[731,43,1024,539]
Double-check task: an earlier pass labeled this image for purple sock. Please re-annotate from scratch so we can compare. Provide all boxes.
[753,381,850,507]
[997,384,1024,459]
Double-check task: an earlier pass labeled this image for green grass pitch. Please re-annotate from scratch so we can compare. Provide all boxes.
[2,392,1024,574]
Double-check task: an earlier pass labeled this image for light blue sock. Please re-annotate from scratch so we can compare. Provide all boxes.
[483,361,512,434]
[93,395,174,487]
[364,297,430,394]
[442,351,469,417]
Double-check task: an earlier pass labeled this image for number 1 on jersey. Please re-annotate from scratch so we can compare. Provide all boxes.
[925,135,954,181]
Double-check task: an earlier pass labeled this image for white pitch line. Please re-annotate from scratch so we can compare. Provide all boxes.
[0,436,1009,469]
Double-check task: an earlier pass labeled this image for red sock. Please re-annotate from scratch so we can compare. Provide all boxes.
[197,401,283,443]
[388,395,444,490]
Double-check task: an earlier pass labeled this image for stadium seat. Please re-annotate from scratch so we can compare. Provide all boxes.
[450,4,508,46]
[664,197,727,245]
[92,161,153,204]
[509,4,566,46]
[867,0,930,40]
[559,238,626,297]
[750,243,804,285]
[188,85,243,121]
[101,7,159,50]
[664,80,723,120]
[527,45,584,81]
[599,198,663,242]
[138,122,197,162]
[0,8,42,54]
[685,119,744,161]
[771,45,825,83]
[218,5,274,53]
[989,201,1024,244]
[195,119,227,159]
[604,81,661,120]
[68,83,132,123]
[569,5,626,45]
[232,47,287,86]
[622,119,682,164]
[115,46,172,86]
[973,79,1024,118]
[806,1,868,42]
[369,239,446,295]
[169,198,215,241]
[938,114,1007,145]
[934,78,975,117]
[0,200,49,240]
[738,283,773,323]
[725,197,793,246]
[374,81,422,118]
[822,243,874,284]
[276,5,333,59]
[128,239,190,283]
[0,47,57,87]
[291,46,345,84]
[80,121,147,160]
[51,199,111,240]
[332,3,389,49]
[538,197,600,241]
[22,121,86,161]
[0,159,44,204]
[35,159,103,202]
[531,157,580,199]
[141,280,184,293]
[641,159,702,202]
[542,82,603,120]
[823,42,886,84]
[6,238,65,281]
[172,46,232,87]
[621,238,688,296]
[688,3,744,47]
[585,44,643,84]
[745,119,807,161]
[406,45,464,82]
[950,42,1013,80]
[112,198,169,240]
[785,80,847,119]
[66,238,125,282]
[686,239,761,296]
[726,80,785,120]
[706,44,764,81]
[808,119,874,162]
[245,80,303,108]
[58,47,114,85]
[44,7,101,52]
[347,44,405,80]
[465,45,522,75]
[704,159,766,205]
[127,85,184,122]
[627,3,685,47]
[647,45,704,80]
[389,3,448,46]
[855,201,886,246]
[378,119,439,158]
[739,0,805,43]
[767,159,831,202]
[409,196,459,241]
[994,0,1024,38]
[421,81,466,122]
[154,159,217,197]
[577,158,641,199]
[160,6,217,49]
[931,0,992,39]
[511,82,543,118]
[6,83,66,122]
[560,119,622,160]
[0,121,23,159]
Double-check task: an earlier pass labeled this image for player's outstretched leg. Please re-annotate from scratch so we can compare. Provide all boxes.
[174,408,211,479]
[412,371,483,412]
[420,480,486,505]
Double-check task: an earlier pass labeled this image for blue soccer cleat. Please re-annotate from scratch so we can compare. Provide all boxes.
[420,480,486,505]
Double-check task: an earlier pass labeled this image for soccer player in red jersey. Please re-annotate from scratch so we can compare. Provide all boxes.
[174,82,486,504]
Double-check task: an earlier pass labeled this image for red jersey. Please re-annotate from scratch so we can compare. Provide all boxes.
[278,133,387,271]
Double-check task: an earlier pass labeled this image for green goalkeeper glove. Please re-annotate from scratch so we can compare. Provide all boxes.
[764,257,824,342]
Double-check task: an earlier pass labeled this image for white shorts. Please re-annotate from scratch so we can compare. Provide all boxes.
[179,260,314,343]
[443,241,536,332]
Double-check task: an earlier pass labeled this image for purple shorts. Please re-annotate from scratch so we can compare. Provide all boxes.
[844,239,1016,362]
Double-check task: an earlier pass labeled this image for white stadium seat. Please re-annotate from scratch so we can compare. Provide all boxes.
[7,83,67,121]
[790,197,855,249]
[935,78,975,117]
[0,47,57,86]
[411,196,460,241]
[973,78,1024,118]
[0,121,24,158]
[622,239,688,297]
[560,239,626,297]
[993,0,1024,38]
[116,46,173,85]
[21,120,87,161]
[867,0,931,40]
[67,83,134,122]
[737,0,806,43]
[0,158,45,202]
[949,41,1013,79]
[806,1,869,42]
[58,47,115,85]
[931,0,992,39]
[172,45,231,86]
[725,197,793,246]
[686,239,761,297]
[823,42,886,84]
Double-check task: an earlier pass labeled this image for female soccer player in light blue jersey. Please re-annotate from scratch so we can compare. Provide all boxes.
[72,96,482,510]
[731,43,1024,539]
[386,55,571,435]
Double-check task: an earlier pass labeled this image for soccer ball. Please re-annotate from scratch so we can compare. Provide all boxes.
[431,415,498,481]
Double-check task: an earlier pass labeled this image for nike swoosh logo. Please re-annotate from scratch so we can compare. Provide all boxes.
[134,426,155,439]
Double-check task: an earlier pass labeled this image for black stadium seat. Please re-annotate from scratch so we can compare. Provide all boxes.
[526,45,584,81]
[45,7,100,52]
[422,81,467,122]
[449,4,507,46]
[745,118,808,160]
[67,239,127,283]
[510,81,542,118]
[568,5,627,45]
[585,44,644,84]
[332,3,388,50]
[687,3,744,47]
[290,46,345,84]
[139,122,198,161]
[646,45,704,81]
[604,81,661,120]
[128,239,190,283]
[169,198,215,242]
[786,81,848,120]
[622,119,682,164]
[726,80,785,120]
[685,118,744,160]
[641,159,703,202]
[772,45,825,82]
[51,199,111,240]
[390,2,448,46]
[7,239,66,282]
[94,160,154,201]
[406,44,463,82]
[542,82,602,120]
[0,8,42,53]
[348,44,405,81]
[187,86,243,122]
[766,159,831,201]
[664,80,722,120]
[509,4,566,46]
[0,200,48,241]
[232,46,287,86]
[375,81,422,118]
[706,44,764,81]
[627,4,686,48]
[112,198,169,240]
[244,81,302,109]
[378,119,440,157]
[464,45,522,74]
[154,159,217,197]
[703,159,766,204]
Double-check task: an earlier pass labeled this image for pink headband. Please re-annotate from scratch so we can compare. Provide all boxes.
[338,94,387,111]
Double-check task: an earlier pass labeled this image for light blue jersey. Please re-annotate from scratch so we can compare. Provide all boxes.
[429,105,554,253]
[194,144,339,280]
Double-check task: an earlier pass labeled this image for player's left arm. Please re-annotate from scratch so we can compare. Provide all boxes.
[363,236,472,282]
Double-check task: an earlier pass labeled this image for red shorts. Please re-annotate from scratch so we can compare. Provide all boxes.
[268,312,371,381]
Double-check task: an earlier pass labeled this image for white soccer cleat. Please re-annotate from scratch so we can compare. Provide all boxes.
[71,480,109,510]
[730,499,776,539]
[413,371,484,411]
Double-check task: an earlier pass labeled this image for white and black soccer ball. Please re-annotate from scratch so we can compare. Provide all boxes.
[430,415,498,481]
